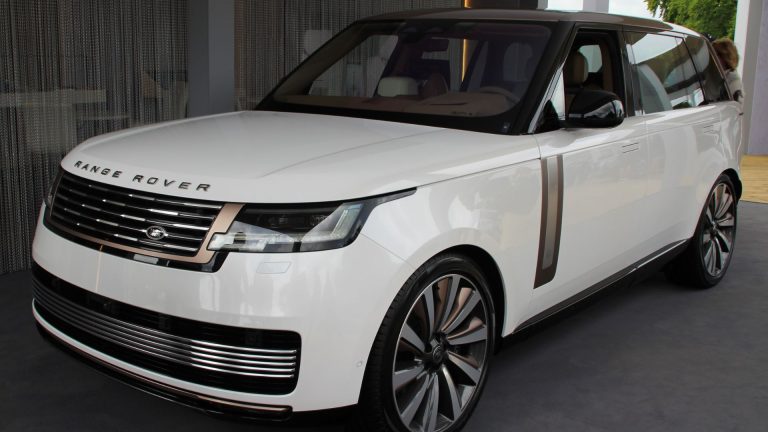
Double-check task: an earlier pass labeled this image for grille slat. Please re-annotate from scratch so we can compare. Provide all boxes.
[56,187,213,230]
[63,173,223,210]
[33,264,301,394]
[37,293,296,377]
[50,172,224,257]
[52,201,206,242]
[51,210,200,253]
[35,287,298,365]
[58,183,216,222]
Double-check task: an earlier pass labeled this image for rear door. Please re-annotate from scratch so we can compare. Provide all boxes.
[685,35,744,164]
[626,31,724,254]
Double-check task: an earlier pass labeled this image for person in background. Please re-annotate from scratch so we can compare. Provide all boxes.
[713,38,744,104]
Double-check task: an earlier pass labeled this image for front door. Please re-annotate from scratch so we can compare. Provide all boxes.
[526,28,650,317]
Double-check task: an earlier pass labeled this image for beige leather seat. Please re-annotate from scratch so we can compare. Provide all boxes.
[564,51,589,112]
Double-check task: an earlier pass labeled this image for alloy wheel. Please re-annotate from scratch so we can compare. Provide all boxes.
[392,273,489,432]
[701,182,736,277]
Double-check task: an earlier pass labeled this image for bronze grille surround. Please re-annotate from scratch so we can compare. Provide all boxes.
[46,172,242,264]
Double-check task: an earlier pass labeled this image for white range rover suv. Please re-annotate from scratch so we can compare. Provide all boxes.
[32,9,742,432]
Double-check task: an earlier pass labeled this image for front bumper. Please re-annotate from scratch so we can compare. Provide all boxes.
[32,216,414,413]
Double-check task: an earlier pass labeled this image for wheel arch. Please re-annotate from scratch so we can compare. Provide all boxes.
[722,168,742,200]
[432,244,507,346]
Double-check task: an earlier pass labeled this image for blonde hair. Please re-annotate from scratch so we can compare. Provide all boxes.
[713,38,739,71]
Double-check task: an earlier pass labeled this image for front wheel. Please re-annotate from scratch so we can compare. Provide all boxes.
[355,254,495,432]
[667,174,738,288]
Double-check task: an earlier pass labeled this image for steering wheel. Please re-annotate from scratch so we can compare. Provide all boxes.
[478,86,520,105]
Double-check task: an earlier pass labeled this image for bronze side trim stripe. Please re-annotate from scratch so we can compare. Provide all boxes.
[534,155,564,288]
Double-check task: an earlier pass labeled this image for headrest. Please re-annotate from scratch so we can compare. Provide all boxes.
[564,51,588,86]
[377,77,419,97]
[420,73,448,98]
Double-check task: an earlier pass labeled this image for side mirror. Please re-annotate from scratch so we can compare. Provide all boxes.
[568,89,625,128]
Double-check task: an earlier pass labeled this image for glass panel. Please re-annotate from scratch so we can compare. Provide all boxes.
[551,72,566,120]
[685,36,730,103]
[270,21,552,128]
[309,35,399,97]
[578,45,603,73]
[627,32,704,114]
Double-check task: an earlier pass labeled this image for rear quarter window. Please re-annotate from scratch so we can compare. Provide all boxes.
[685,35,730,103]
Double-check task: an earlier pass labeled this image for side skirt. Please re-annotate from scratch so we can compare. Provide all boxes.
[514,239,690,333]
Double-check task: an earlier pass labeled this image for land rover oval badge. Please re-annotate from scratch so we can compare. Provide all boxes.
[145,225,168,240]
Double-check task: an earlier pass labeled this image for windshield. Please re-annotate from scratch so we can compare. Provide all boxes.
[260,20,553,134]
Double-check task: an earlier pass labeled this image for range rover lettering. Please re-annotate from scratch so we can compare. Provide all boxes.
[32,9,742,432]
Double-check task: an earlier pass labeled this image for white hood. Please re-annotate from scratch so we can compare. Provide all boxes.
[62,111,539,203]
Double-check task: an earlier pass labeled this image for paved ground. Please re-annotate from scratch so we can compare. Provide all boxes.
[1,203,766,432]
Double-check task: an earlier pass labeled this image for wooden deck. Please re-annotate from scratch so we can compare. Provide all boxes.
[741,155,768,204]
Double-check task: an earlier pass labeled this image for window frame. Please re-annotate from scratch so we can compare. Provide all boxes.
[683,34,733,104]
[624,28,713,116]
[530,23,632,134]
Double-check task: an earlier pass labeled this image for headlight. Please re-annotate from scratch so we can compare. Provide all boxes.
[208,189,414,253]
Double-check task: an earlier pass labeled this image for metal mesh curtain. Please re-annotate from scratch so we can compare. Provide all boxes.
[0,0,188,274]
[1,0,460,275]
[235,0,462,110]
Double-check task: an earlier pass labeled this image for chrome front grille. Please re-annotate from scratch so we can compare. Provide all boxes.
[48,172,224,257]
[33,264,302,394]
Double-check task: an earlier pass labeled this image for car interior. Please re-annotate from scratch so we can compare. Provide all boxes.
[279,25,551,118]
[563,32,624,116]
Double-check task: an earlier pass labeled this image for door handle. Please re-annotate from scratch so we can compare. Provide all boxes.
[620,142,640,153]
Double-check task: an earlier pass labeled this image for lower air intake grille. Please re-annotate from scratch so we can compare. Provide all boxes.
[32,264,301,395]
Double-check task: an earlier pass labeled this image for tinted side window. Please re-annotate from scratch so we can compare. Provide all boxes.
[685,36,730,102]
[535,30,623,133]
[578,44,603,73]
[627,32,704,114]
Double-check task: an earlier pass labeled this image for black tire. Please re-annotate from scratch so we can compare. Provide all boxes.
[352,253,496,432]
[666,174,738,288]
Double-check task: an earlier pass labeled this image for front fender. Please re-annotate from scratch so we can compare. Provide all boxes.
[361,159,543,335]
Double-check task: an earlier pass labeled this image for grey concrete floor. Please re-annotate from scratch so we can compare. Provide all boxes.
[1,203,767,432]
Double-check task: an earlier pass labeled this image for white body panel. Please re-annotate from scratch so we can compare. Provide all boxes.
[362,157,543,335]
[532,116,650,314]
[644,105,724,247]
[62,111,538,203]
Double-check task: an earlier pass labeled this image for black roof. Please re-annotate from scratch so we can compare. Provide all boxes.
[362,8,696,35]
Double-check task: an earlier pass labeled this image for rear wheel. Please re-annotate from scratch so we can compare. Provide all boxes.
[355,254,495,432]
[667,174,737,288]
